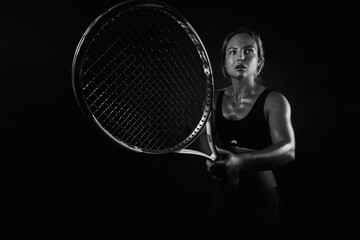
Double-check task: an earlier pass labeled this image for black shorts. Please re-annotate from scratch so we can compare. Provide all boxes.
[204,184,285,237]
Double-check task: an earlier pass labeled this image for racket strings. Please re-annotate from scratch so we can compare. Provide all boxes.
[83,20,145,109]
[84,10,164,114]
[98,16,188,148]
[81,6,210,151]
[91,14,202,136]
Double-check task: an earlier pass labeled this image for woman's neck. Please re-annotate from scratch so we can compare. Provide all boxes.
[230,77,259,102]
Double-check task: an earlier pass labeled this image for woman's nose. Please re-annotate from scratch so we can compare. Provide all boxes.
[236,53,245,62]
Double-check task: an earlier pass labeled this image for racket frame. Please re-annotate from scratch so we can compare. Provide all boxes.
[72,0,217,161]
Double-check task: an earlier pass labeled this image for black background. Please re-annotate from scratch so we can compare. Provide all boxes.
[1,0,359,237]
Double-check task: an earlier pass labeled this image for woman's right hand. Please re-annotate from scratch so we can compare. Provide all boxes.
[206,147,242,185]
[206,159,228,183]
[206,146,255,185]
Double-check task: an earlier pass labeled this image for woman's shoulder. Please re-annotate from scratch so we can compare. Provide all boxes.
[265,89,291,112]
[214,86,232,98]
[266,90,289,103]
[215,86,231,94]
[213,86,231,110]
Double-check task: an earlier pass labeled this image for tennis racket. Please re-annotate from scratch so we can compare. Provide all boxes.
[71,0,218,161]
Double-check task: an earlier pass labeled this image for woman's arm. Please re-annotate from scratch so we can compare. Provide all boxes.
[208,91,295,184]
[239,91,295,170]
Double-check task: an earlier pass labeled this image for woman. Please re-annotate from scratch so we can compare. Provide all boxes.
[204,27,295,237]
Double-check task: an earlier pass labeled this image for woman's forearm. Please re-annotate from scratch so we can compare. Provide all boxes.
[237,141,295,172]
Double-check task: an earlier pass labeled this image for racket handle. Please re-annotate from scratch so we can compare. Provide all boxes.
[206,121,218,161]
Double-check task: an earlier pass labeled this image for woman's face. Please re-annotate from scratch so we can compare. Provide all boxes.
[225,33,259,80]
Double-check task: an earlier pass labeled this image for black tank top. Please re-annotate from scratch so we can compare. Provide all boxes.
[215,88,272,150]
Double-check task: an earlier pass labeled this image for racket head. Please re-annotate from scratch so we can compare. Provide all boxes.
[72,0,214,155]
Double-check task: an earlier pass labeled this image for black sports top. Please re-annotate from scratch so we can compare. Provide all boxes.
[215,88,273,150]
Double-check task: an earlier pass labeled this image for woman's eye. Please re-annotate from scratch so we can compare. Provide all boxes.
[229,50,236,55]
[244,48,254,54]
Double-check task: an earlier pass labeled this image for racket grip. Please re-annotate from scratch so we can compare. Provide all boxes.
[206,122,218,161]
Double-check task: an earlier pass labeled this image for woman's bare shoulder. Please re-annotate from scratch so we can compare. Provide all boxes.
[265,90,291,113]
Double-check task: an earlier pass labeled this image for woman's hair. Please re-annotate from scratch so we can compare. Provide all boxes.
[220,27,265,83]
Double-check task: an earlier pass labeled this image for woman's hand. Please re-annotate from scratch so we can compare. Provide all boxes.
[206,147,245,186]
